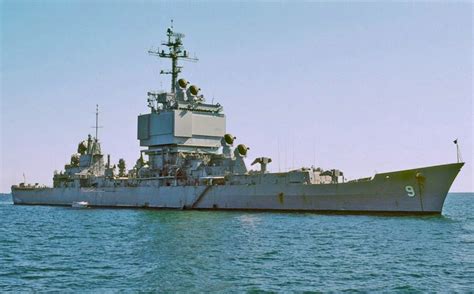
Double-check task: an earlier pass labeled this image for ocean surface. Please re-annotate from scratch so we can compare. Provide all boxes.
[1,193,473,292]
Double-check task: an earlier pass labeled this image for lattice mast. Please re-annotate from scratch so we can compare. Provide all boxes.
[148,21,198,93]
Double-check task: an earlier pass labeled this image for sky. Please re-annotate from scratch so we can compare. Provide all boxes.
[1,0,472,192]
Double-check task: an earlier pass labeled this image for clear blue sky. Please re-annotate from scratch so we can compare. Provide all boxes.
[1,1,472,192]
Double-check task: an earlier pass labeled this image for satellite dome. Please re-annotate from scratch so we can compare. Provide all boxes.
[224,134,236,145]
[177,78,188,88]
[237,144,249,156]
[189,85,200,96]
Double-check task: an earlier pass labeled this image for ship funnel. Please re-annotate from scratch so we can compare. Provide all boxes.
[224,134,236,145]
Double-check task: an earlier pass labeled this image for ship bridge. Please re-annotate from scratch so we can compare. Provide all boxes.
[137,100,226,153]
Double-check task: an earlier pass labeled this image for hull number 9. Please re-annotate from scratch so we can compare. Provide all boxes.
[405,185,416,197]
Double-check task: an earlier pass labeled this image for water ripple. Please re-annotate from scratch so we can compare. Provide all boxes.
[0,193,473,292]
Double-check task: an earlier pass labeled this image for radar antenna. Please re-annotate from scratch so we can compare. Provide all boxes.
[91,104,103,140]
[148,20,198,93]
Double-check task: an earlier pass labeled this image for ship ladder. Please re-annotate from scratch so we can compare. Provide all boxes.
[189,185,212,209]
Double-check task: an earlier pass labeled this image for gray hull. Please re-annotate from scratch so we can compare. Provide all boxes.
[12,163,463,214]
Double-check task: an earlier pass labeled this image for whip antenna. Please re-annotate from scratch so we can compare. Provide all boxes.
[91,104,103,140]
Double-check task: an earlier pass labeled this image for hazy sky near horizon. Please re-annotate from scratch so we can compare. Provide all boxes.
[1,1,472,192]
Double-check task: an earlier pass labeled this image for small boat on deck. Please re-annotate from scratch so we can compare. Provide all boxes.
[71,201,89,208]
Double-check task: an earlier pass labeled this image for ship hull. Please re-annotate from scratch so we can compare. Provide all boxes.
[11,163,463,214]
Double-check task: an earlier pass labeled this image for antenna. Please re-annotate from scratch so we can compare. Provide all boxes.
[148,20,198,93]
[91,104,103,140]
[277,137,281,172]
[292,135,295,170]
[313,139,316,168]
[454,139,463,163]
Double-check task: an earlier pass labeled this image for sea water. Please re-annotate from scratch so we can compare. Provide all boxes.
[1,193,473,292]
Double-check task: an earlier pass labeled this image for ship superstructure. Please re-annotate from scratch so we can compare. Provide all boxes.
[11,25,464,214]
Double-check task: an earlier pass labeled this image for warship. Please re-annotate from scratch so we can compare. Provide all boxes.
[11,25,464,214]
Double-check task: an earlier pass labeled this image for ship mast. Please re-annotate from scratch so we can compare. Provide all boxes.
[148,20,198,93]
[92,104,102,141]
[95,104,99,140]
